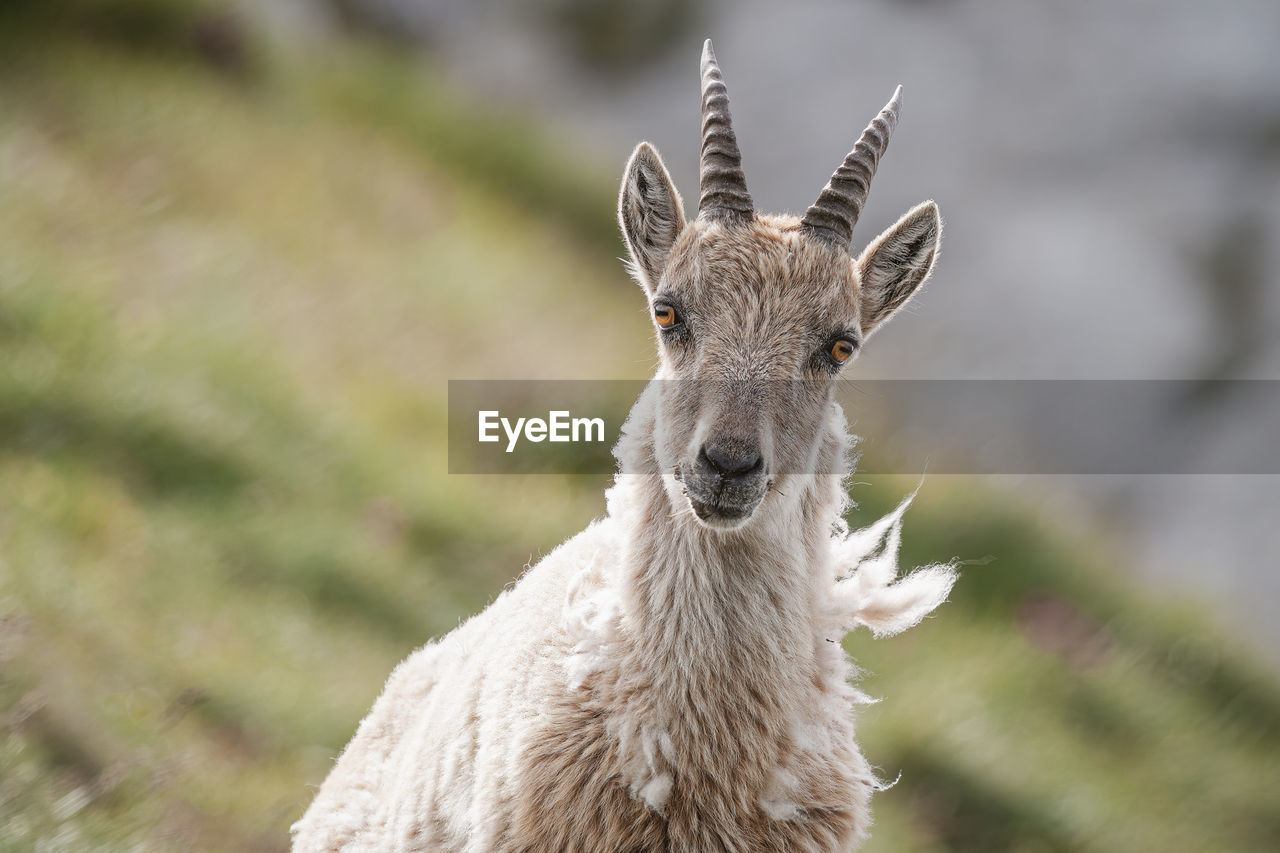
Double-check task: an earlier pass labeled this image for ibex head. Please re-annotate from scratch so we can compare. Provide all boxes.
[618,40,941,530]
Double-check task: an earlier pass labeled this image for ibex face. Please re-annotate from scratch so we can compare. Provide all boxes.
[618,41,942,530]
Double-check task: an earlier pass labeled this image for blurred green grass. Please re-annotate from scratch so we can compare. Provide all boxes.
[0,21,1276,853]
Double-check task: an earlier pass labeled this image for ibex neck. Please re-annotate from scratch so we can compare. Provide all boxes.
[618,477,826,689]
[606,383,849,714]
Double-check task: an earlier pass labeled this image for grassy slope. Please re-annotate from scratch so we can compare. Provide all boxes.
[0,35,1276,853]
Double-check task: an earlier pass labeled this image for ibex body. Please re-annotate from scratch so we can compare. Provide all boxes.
[293,41,954,852]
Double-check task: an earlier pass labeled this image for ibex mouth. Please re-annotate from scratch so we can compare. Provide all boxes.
[687,494,760,528]
[679,458,768,530]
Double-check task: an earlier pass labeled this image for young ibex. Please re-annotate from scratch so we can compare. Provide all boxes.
[292,40,954,852]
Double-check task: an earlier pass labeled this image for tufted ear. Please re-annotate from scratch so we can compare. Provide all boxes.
[856,201,941,337]
[618,142,686,294]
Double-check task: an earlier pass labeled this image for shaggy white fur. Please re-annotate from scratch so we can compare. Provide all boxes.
[291,391,955,851]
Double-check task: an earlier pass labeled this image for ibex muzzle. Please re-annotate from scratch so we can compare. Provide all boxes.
[682,382,770,525]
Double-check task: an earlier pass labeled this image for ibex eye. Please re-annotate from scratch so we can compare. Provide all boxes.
[654,303,680,329]
[829,339,857,365]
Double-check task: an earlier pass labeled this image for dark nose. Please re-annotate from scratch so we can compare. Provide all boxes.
[700,442,763,481]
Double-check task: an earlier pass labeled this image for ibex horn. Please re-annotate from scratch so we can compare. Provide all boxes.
[698,39,753,221]
[801,85,902,247]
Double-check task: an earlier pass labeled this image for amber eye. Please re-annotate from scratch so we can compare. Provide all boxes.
[830,339,856,365]
[654,303,679,329]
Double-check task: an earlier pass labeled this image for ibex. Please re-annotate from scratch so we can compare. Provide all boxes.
[293,40,954,852]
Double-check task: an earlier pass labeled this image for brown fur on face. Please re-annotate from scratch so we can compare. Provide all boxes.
[619,142,941,531]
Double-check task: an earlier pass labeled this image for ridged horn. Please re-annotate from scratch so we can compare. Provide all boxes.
[801,85,903,247]
[697,39,753,221]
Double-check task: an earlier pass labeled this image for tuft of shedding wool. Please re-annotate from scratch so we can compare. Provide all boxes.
[827,489,958,638]
[562,548,623,691]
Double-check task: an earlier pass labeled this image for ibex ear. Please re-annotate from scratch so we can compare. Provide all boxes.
[856,201,941,337]
[618,142,686,293]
